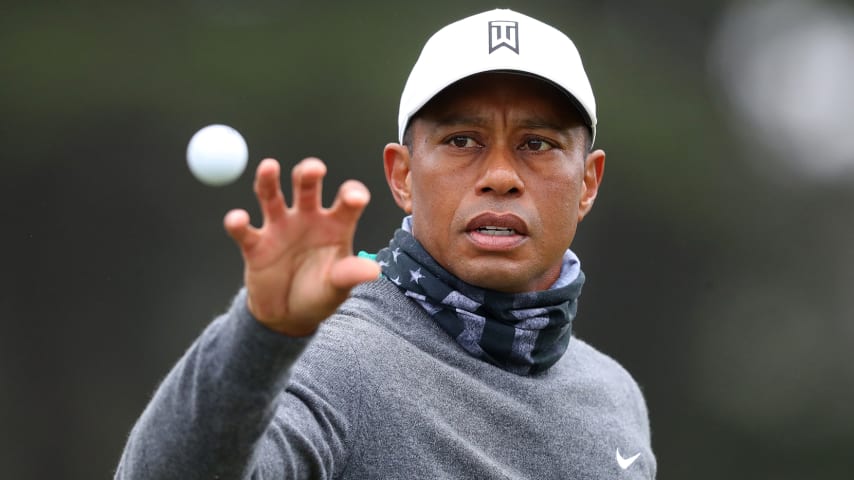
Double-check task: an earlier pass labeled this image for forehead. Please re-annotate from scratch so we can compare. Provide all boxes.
[414,72,587,128]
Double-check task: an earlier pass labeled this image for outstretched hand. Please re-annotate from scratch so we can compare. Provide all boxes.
[224,158,380,337]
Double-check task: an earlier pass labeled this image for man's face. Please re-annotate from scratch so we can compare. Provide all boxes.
[384,73,605,293]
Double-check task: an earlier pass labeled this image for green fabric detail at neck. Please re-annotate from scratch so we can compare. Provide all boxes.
[357,251,377,261]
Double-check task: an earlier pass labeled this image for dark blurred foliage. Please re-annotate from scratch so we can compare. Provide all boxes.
[2,1,852,478]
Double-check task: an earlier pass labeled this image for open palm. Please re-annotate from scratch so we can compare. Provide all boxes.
[224,158,379,336]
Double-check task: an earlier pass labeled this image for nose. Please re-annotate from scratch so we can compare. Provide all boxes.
[475,146,524,196]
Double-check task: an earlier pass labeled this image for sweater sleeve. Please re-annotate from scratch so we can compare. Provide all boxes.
[114,289,359,480]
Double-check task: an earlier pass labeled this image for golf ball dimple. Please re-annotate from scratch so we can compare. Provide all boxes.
[186,124,248,186]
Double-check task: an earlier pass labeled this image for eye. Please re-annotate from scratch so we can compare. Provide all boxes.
[520,138,554,152]
[447,136,479,148]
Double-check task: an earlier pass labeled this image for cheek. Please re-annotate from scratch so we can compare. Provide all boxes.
[412,186,457,230]
[409,173,450,229]
[410,162,463,216]
[536,173,582,237]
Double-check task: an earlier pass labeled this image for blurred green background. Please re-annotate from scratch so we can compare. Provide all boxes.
[3,0,853,478]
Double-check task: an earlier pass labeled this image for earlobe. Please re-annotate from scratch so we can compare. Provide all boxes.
[578,149,605,221]
[383,143,413,213]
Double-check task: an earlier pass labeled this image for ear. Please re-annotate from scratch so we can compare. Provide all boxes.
[383,143,413,214]
[577,149,605,222]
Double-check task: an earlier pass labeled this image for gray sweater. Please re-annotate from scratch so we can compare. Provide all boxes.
[116,279,656,479]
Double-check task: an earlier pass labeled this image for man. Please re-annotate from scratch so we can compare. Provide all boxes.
[116,8,655,479]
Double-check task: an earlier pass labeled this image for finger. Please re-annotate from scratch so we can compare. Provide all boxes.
[329,256,381,291]
[330,179,371,225]
[292,157,327,212]
[254,158,287,225]
[224,209,261,251]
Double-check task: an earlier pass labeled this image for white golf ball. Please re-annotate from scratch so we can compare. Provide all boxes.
[186,124,248,186]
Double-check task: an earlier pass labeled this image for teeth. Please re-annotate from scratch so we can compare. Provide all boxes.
[477,226,515,236]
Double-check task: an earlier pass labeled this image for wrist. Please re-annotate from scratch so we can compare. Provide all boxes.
[246,296,318,338]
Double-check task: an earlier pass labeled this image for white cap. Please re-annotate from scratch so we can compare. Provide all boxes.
[398,9,597,145]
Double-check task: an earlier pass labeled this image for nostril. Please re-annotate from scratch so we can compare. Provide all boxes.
[477,163,524,195]
[479,186,521,195]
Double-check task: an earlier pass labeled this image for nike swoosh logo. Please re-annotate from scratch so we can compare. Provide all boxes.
[616,448,641,470]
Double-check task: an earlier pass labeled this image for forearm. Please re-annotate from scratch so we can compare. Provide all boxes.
[115,289,312,480]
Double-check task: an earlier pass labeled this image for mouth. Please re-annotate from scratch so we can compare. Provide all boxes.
[475,226,517,236]
[465,213,529,250]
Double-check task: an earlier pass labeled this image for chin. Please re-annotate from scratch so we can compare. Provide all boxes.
[456,267,536,293]
[451,256,559,293]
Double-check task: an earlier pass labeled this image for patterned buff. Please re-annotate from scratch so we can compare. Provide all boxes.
[375,218,585,376]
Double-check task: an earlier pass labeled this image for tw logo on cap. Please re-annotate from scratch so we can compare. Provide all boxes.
[488,20,519,54]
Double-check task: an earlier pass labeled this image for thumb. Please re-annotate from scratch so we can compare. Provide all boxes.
[329,256,381,291]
